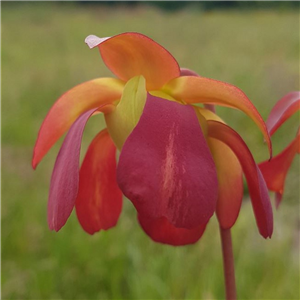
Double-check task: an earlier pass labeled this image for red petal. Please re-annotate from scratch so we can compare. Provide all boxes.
[85,33,180,90]
[32,78,124,169]
[138,215,206,246]
[259,132,299,205]
[266,91,300,136]
[117,94,218,229]
[48,108,97,231]
[207,121,273,238]
[75,129,122,234]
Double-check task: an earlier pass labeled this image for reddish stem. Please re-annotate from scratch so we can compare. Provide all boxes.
[220,226,237,300]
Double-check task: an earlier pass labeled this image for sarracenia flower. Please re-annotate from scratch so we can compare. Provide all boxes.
[33,32,273,245]
[259,92,300,207]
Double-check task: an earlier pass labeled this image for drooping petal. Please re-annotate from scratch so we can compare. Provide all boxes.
[75,129,122,234]
[32,78,124,169]
[207,120,273,238]
[105,76,147,149]
[48,108,98,231]
[138,215,207,246]
[259,131,300,207]
[163,76,272,157]
[266,91,300,135]
[180,68,216,112]
[196,107,243,229]
[117,94,218,229]
[85,33,180,90]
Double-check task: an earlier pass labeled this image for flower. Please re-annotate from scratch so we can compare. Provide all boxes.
[33,32,273,245]
[259,92,300,207]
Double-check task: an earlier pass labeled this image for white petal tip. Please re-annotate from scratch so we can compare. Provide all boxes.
[85,35,110,49]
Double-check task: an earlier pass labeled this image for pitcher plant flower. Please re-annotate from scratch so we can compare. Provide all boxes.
[33,32,273,245]
[259,92,300,207]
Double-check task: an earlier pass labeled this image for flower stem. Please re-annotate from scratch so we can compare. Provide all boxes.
[220,226,237,300]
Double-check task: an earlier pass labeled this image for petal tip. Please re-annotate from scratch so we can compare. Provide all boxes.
[260,227,273,239]
[48,212,67,232]
[32,159,37,170]
[266,232,273,239]
[85,35,109,49]
[48,221,60,232]
[32,148,39,169]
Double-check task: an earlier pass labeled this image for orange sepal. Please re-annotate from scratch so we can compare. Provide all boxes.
[32,78,124,169]
[85,33,180,90]
[163,76,272,157]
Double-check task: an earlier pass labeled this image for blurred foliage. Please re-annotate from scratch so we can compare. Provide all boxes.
[1,2,299,300]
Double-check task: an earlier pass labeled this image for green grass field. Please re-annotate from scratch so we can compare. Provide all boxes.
[2,2,299,299]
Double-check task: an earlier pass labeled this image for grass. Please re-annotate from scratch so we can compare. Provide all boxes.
[1,2,299,299]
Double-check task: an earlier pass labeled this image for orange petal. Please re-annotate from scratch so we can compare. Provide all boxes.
[197,107,243,229]
[259,131,299,206]
[208,139,243,229]
[163,76,272,157]
[180,68,216,112]
[32,78,124,169]
[75,129,123,234]
[85,33,180,90]
[266,91,300,136]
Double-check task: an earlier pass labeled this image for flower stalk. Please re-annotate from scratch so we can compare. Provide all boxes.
[220,226,237,300]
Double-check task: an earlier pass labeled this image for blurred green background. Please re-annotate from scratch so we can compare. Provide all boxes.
[2,2,299,299]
